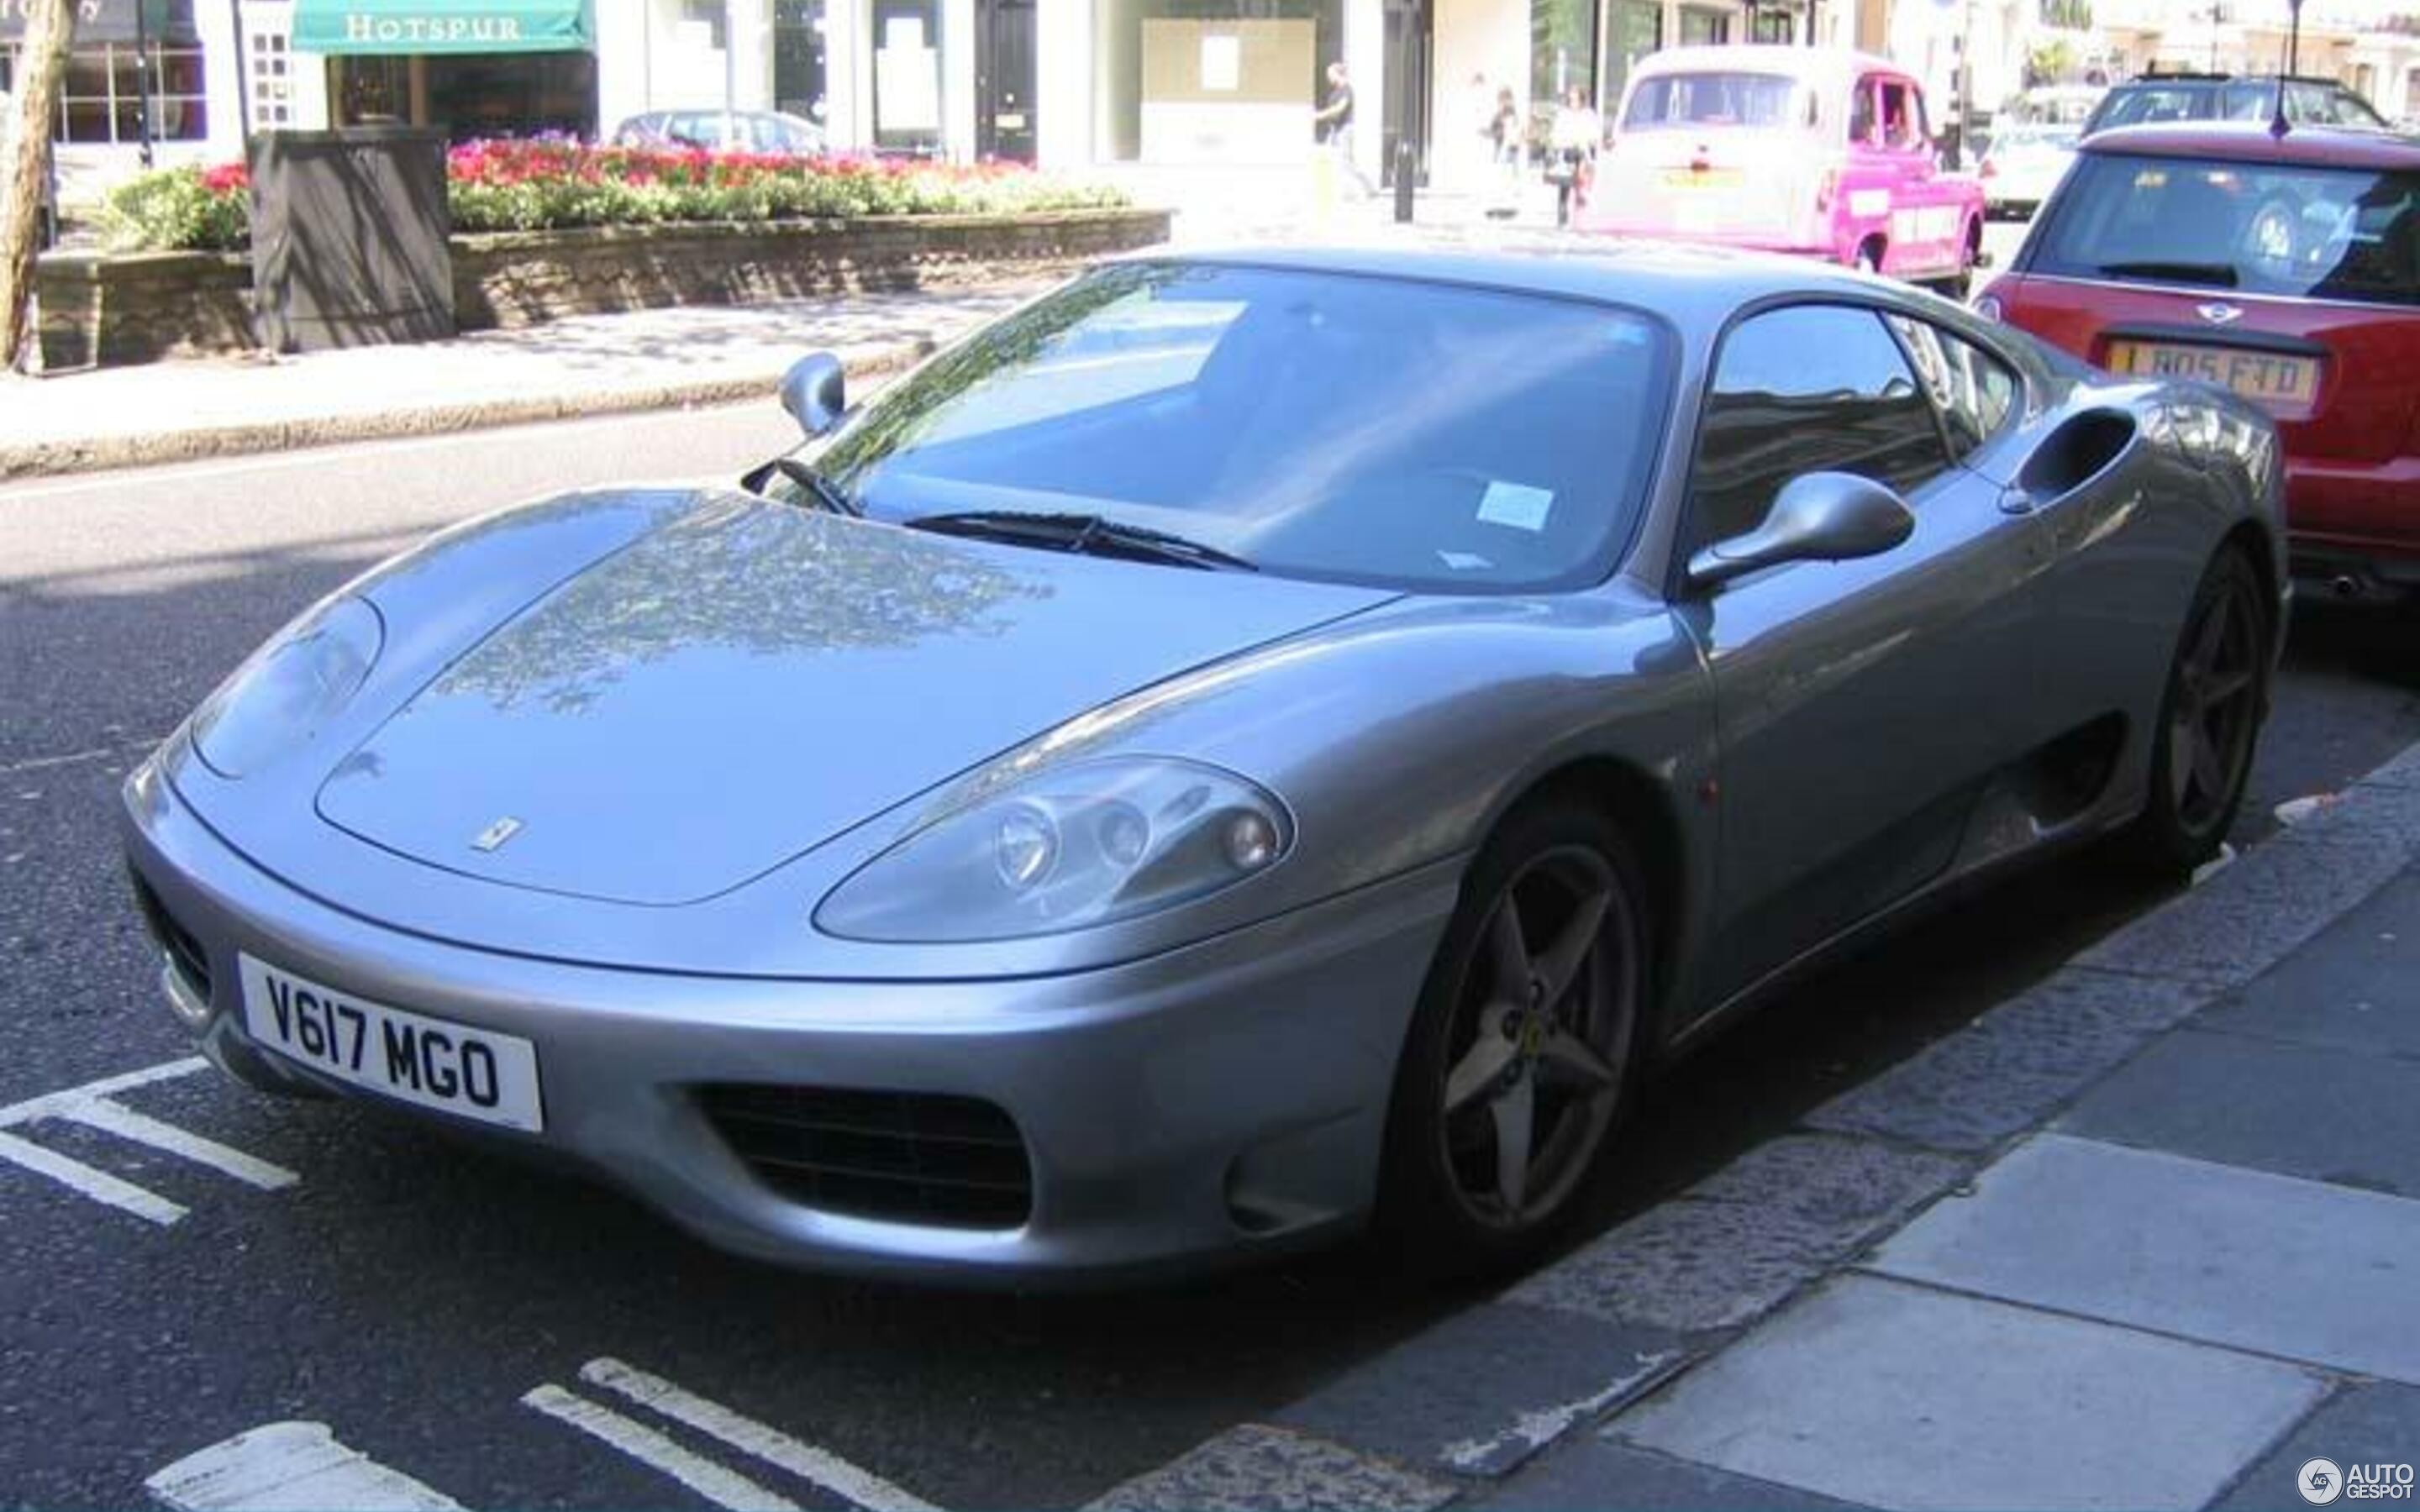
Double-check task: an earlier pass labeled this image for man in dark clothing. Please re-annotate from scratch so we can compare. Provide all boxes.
[1313,62,1376,197]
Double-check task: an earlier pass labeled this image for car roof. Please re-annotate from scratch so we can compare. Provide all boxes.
[1128,242,1910,334]
[2079,121,2420,170]
[1627,45,1909,85]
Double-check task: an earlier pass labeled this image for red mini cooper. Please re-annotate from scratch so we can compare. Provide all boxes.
[1977,123,2418,602]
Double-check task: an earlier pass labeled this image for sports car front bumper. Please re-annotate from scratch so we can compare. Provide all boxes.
[120,757,1461,1285]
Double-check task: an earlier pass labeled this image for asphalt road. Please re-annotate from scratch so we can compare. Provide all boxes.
[3,402,2416,1510]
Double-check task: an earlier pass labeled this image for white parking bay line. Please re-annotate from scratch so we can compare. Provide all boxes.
[0,1057,210,1126]
[581,1357,944,1512]
[60,1098,299,1189]
[522,1385,804,1512]
[145,1421,466,1512]
[0,1128,186,1224]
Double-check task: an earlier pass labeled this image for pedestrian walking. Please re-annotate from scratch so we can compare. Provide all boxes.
[1486,87,1523,219]
[1547,85,1601,227]
[1313,62,1376,199]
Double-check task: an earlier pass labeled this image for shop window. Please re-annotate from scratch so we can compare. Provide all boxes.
[873,0,942,153]
[1532,0,1597,122]
[1678,7,1728,45]
[1750,7,1792,43]
[774,0,828,124]
[1598,0,1660,113]
[13,39,208,144]
[1092,0,1343,163]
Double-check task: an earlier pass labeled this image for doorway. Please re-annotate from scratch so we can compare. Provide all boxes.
[976,0,1037,162]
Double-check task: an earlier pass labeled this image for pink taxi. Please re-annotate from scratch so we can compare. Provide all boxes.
[1579,46,1986,293]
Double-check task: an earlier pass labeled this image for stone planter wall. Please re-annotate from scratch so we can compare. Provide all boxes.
[34,207,1171,370]
[452,209,1170,328]
[34,250,257,370]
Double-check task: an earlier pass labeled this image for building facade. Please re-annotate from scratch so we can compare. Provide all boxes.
[11,0,1920,206]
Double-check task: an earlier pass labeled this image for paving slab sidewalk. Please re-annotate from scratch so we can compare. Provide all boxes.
[1093,739,2420,1512]
[0,283,1046,480]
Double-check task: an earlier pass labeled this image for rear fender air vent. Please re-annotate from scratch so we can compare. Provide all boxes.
[697,1084,1033,1231]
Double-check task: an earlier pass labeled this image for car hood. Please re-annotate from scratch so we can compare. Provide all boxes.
[315,494,1396,906]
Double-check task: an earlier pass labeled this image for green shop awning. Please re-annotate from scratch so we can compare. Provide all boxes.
[292,0,592,54]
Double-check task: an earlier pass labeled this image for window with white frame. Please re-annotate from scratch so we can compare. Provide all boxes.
[250,27,293,129]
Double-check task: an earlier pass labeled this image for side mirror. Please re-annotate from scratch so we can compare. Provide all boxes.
[779,352,847,438]
[1686,471,1916,591]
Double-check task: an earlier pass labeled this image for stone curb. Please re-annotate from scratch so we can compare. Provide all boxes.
[1097,737,2420,1512]
[0,338,934,482]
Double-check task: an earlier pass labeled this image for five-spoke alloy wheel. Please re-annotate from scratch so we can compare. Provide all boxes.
[1381,801,1646,1273]
[2128,547,2270,873]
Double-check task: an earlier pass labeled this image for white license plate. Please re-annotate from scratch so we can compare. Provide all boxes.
[239,955,544,1132]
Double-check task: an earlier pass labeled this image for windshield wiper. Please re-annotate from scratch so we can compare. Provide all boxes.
[2093,260,2240,288]
[907,511,1258,573]
[745,456,861,516]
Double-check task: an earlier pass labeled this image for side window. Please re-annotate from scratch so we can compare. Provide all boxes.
[1884,314,2020,459]
[1690,305,1954,550]
[1878,80,1919,150]
[1849,77,1877,145]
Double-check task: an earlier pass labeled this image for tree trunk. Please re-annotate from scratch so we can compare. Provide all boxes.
[1,0,82,372]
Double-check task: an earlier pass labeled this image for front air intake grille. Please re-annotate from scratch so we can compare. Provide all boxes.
[697,1084,1033,1230]
[131,874,213,1004]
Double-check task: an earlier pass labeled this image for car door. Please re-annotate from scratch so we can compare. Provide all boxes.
[1672,302,2041,1012]
[1876,76,1962,276]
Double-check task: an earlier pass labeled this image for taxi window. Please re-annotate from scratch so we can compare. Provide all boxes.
[1879,80,1924,150]
[1849,78,1876,144]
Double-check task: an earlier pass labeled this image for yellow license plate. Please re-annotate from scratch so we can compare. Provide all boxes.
[1660,168,1744,189]
[2107,341,2319,411]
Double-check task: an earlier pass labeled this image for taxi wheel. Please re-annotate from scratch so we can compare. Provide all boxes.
[1855,239,1885,276]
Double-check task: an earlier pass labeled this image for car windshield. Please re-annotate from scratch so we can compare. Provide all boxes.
[784,263,1675,593]
[2036,153,2418,307]
[1622,72,1806,132]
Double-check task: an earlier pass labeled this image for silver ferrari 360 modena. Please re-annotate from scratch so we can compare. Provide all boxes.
[123,246,2287,1283]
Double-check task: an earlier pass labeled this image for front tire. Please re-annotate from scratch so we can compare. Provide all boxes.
[1376,801,1648,1276]
[2124,548,2269,874]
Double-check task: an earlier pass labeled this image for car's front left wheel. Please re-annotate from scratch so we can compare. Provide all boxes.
[1377,801,1647,1275]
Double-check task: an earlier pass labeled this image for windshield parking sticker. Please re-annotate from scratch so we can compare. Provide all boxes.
[1477,481,1555,533]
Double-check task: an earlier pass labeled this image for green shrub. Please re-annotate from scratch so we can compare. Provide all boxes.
[94,142,1133,251]
[99,165,252,252]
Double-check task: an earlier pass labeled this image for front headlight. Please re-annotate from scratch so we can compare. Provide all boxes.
[192,596,384,778]
[815,757,1293,942]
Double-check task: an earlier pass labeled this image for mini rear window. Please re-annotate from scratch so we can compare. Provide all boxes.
[2034,152,2418,307]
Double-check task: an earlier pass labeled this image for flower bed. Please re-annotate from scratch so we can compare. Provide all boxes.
[100,138,1130,252]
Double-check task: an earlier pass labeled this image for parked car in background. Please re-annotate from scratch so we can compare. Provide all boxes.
[2081,74,2391,135]
[1978,123,2419,603]
[1579,47,1986,293]
[2005,83,2106,129]
[611,109,828,155]
[125,247,2285,1284]
[1980,122,2082,218]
